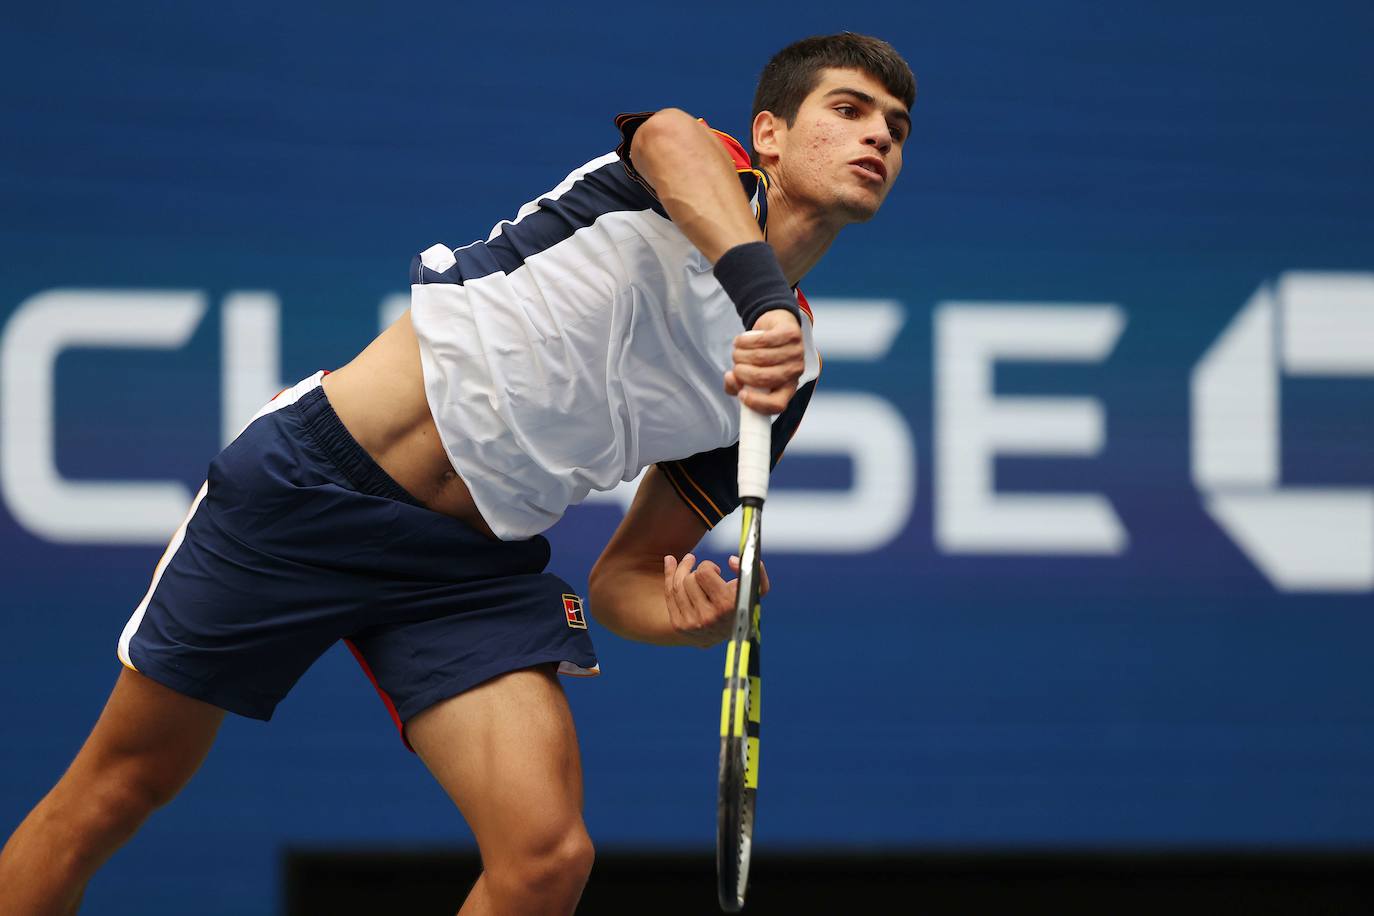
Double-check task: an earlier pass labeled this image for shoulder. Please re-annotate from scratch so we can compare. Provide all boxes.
[613,110,771,235]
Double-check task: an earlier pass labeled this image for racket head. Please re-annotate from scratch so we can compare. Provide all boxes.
[717,497,763,912]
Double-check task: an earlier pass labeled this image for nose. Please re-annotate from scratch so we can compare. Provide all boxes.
[863,119,892,155]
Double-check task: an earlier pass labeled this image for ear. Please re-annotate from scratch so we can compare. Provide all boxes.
[752,110,784,166]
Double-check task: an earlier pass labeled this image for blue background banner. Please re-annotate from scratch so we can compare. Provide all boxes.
[2,2,1372,912]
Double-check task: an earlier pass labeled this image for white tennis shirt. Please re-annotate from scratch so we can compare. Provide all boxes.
[409,143,819,540]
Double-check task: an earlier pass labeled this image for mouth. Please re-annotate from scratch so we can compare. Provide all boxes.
[849,157,887,183]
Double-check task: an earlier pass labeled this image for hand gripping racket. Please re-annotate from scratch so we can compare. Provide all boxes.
[716,402,769,912]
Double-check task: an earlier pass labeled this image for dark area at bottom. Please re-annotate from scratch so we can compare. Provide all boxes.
[283,849,1374,915]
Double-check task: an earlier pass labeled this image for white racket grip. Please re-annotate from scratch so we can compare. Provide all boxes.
[737,399,771,501]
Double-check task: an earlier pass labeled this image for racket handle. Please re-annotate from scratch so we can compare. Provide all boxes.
[738,399,771,502]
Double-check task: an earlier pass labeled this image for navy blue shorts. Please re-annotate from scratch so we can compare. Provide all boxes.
[117,373,599,743]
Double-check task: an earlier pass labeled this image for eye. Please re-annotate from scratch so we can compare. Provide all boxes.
[835,104,859,117]
[889,125,905,143]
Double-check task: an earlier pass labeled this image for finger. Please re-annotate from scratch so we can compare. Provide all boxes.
[696,561,734,610]
[727,554,769,597]
[734,326,802,349]
[732,348,802,374]
[722,369,741,395]
[749,333,802,354]
[679,563,715,634]
[672,552,696,597]
[693,564,737,645]
[730,354,802,379]
[732,363,802,390]
[733,342,803,368]
[663,555,683,627]
[673,555,716,644]
[694,558,722,582]
[671,553,699,625]
[741,386,795,415]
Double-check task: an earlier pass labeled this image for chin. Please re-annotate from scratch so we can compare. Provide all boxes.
[834,192,883,224]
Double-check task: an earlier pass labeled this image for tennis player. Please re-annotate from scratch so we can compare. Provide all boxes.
[0,33,913,914]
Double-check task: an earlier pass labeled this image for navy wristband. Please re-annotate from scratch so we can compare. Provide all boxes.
[712,241,802,330]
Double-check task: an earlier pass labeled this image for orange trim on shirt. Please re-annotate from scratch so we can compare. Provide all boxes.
[660,464,714,529]
[674,462,726,522]
[705,124,752,170]
[705,125,769,192]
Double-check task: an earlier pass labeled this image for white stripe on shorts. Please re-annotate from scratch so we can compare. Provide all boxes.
[117,481,209,670]
[117,371,327,670]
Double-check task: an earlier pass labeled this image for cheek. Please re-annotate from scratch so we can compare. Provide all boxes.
[805,119,846,146]
[806,122,829,154]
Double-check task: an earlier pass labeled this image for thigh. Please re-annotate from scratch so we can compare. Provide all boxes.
[68,667,225,801]
[406,665,585,856]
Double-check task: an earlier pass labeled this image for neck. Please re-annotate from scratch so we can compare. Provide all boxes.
[761,175,843,286]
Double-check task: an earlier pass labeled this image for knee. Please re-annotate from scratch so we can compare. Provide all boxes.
[488,824,595,903]
[79,761,182,838]
[527,826,594,891]
[554,827,595,884]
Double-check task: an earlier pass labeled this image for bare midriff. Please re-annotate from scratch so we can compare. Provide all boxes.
[320,312,497,540]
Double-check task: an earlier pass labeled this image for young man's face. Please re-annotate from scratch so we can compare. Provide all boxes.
[759,67,911,225]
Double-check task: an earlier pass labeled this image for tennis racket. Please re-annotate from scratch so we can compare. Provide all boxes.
[716,401,769,912]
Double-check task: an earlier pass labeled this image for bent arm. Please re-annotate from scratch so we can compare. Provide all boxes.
[629,108,765,264]
[630,109,806,414]
[589,466,734,647]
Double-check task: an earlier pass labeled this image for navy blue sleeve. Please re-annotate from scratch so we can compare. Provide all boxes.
[656,380,816,530]
[614,111,661,196]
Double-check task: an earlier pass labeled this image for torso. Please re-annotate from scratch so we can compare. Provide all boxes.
[320,312,497,539]
[407,147,816,540]
[354,127,816,541]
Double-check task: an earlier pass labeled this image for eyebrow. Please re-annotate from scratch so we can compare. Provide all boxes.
[823,87,912,129]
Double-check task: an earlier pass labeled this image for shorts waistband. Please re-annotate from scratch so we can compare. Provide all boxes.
[295,385,424,508]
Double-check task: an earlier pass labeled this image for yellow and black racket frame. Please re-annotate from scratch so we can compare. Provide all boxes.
[717,494,764,912]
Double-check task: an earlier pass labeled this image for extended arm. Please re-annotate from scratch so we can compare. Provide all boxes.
[589,466,765,647]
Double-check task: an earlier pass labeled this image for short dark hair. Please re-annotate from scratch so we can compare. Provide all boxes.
[751,33,916,128]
